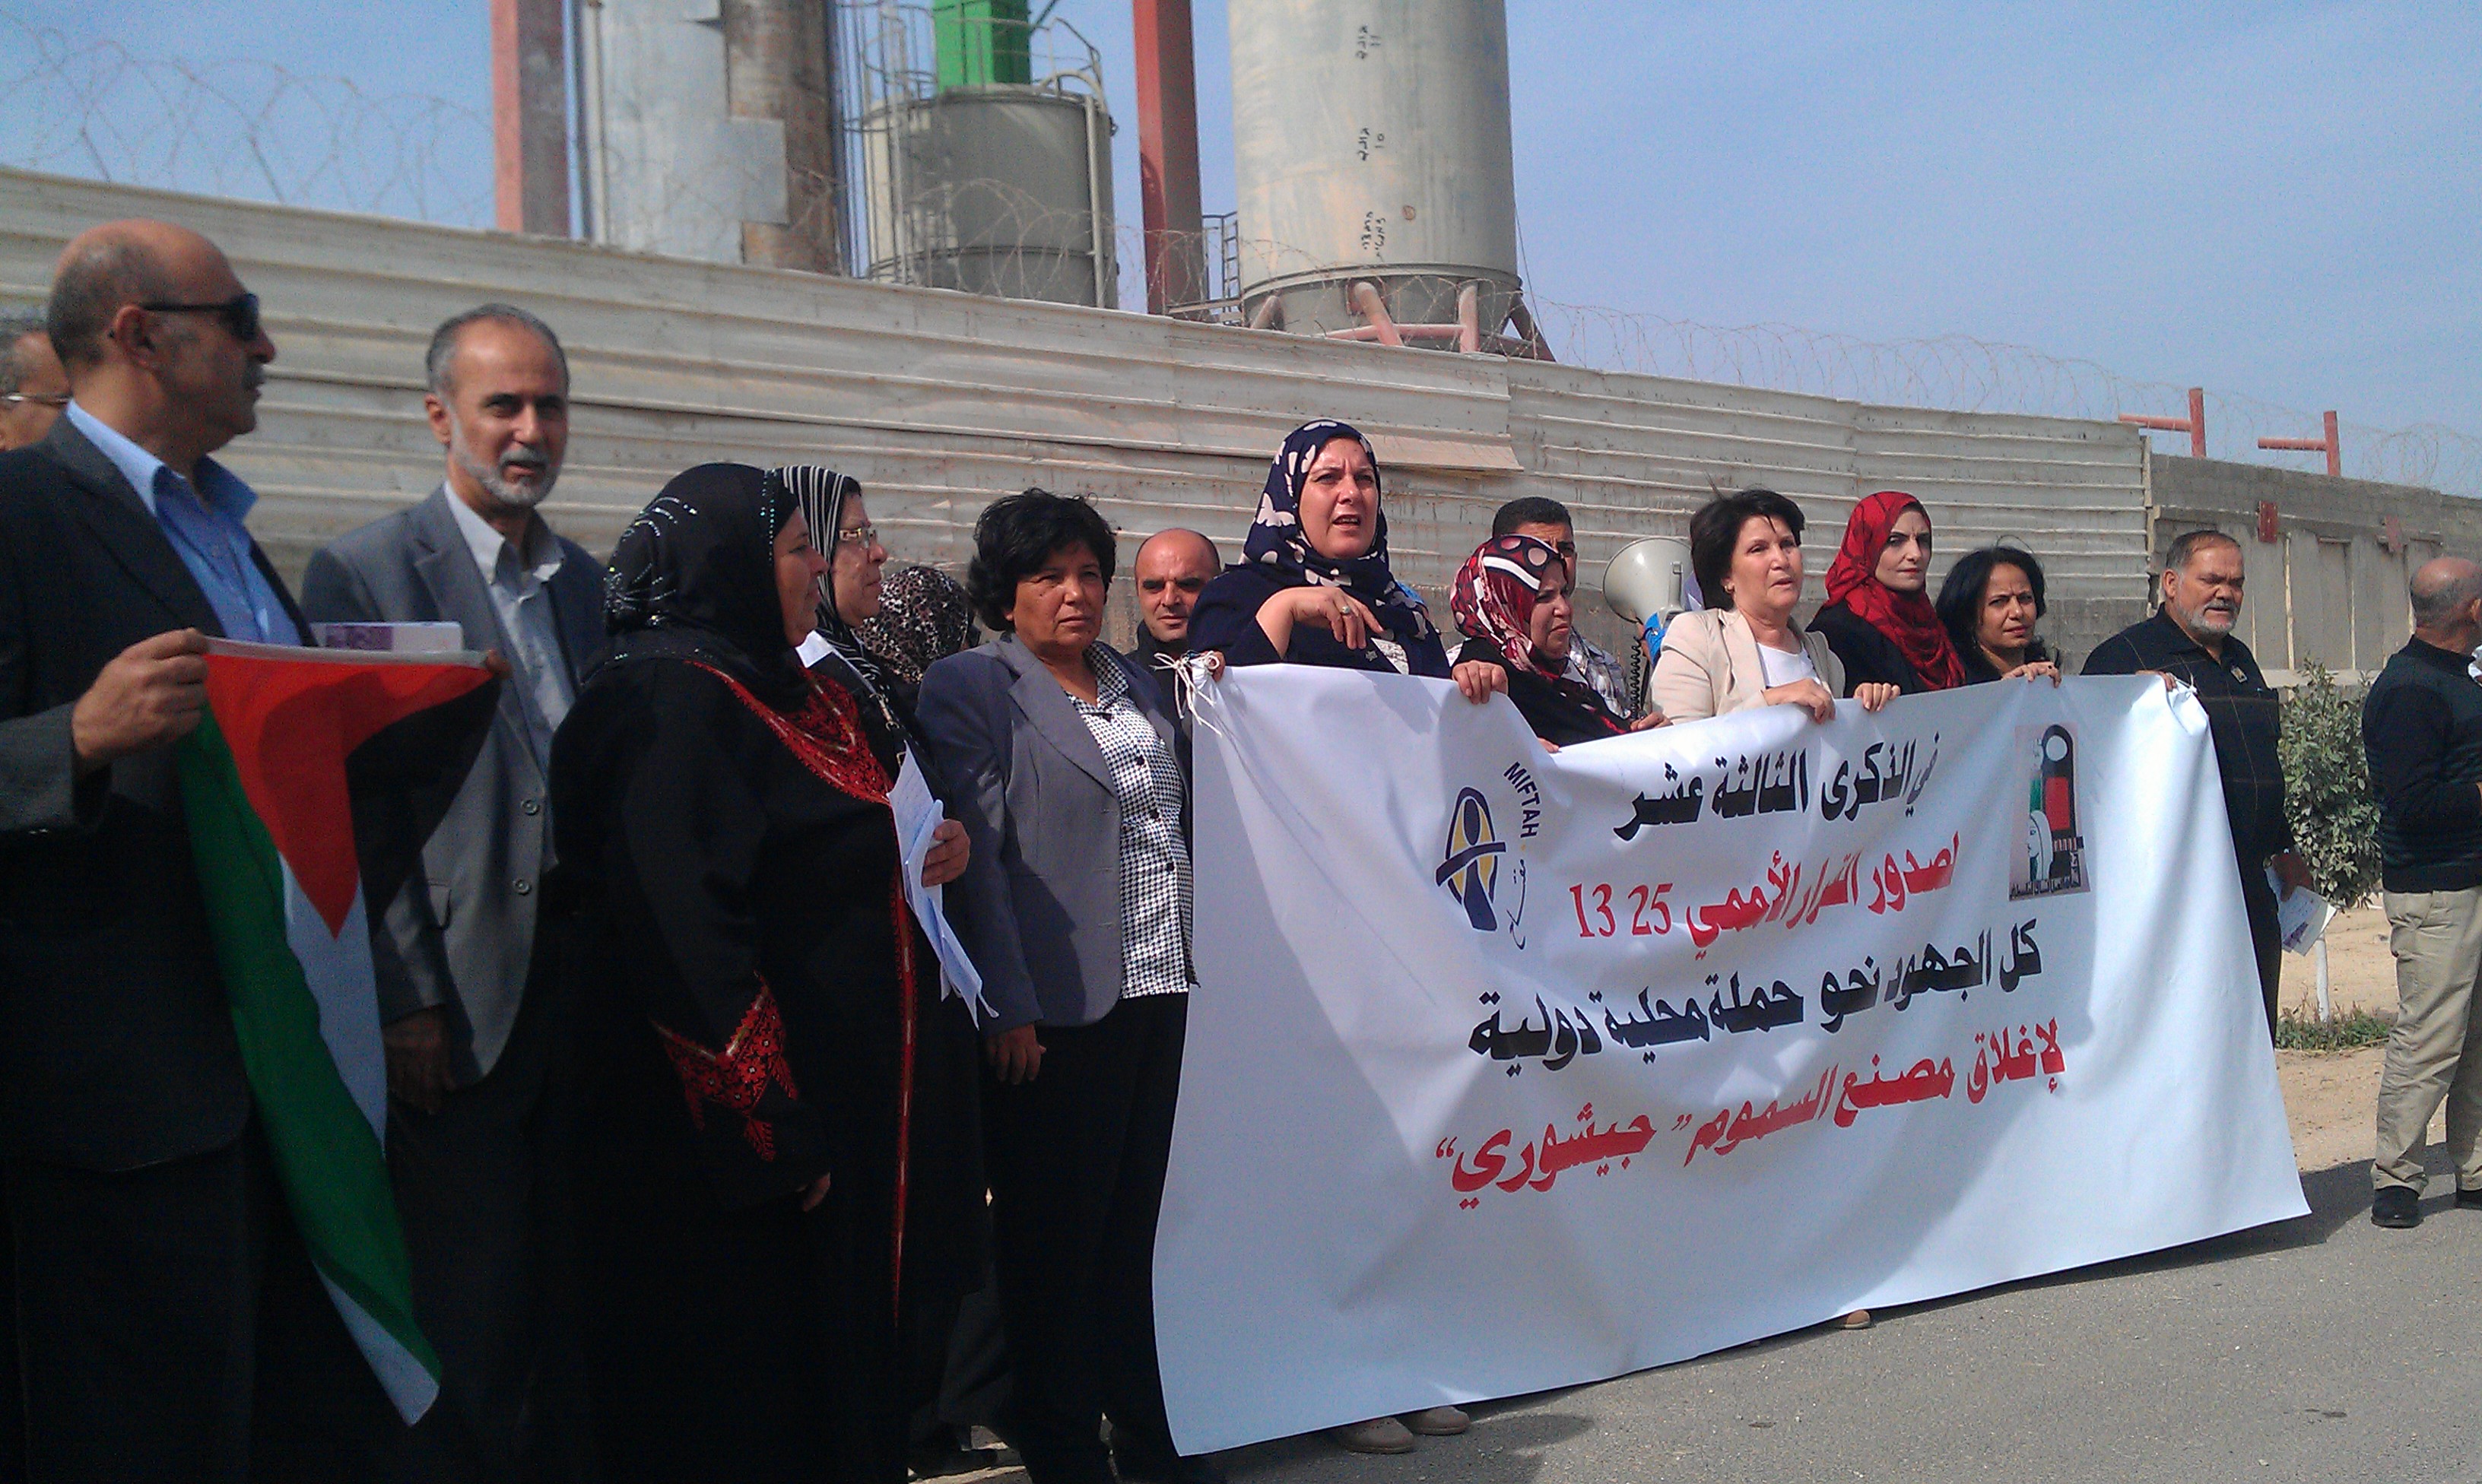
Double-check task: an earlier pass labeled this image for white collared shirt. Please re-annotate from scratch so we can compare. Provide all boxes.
[444,488,573,758]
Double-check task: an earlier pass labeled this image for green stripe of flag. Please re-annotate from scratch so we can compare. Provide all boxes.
[175,709,440,1397]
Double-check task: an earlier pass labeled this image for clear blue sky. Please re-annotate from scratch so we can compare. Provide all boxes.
[10,1,2474,473]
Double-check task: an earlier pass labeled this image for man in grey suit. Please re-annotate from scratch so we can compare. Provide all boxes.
[300,303,602,1479]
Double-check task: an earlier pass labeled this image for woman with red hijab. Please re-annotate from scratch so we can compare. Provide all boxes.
[1811,490,1968,696]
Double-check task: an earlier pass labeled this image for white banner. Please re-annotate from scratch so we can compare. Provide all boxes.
[1157,671,2306,1454]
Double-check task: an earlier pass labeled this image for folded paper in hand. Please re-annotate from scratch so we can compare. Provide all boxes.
[2268,867,2335,955]
[890,753,995,1023]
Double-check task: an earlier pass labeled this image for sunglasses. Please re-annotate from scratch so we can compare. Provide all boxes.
[138,292,262,343]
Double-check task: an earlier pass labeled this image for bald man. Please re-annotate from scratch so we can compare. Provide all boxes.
[1132,528,1219,664]
[0,310,68,452]
[2363,556,2482,1229]
[0,220,390,1478]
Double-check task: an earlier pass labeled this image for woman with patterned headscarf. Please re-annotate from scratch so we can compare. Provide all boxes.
[1188,418,1506,706]
[548,464,985,1482]
[1451,533,1661,747]
[857,562,982,700]
[773,470,1008,1471]
[776,464,919,741]
[1192,426,1490,1450]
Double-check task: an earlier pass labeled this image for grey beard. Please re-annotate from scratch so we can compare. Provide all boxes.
[449,426,557,510]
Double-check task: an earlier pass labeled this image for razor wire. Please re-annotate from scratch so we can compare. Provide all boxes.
[0,15,491,228]
[1523,297,2481,497]
[3,10,2471,496]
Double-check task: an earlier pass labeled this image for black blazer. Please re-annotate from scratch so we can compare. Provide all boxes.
[1811,602,1928,696]
[0,417,319,1169]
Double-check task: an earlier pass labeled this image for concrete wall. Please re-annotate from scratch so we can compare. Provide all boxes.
[2149,454,2482,686]
[0,169,2154,667]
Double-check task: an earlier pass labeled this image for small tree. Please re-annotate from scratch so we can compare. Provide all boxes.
[2280,663,2383,906]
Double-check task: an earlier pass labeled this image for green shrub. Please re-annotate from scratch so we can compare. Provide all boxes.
[2272,1005,2391,1052]
[2280,663,2382,907]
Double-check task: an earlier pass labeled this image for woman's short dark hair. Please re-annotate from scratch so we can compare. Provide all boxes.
[1687,488,1806,608]
[1935,545,2048,653]
[965,488,1118,633]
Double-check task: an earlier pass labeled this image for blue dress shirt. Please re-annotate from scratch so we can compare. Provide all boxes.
[66,401,300,645]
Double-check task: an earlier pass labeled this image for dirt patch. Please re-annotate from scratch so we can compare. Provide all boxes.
[2276,904,2398,1024]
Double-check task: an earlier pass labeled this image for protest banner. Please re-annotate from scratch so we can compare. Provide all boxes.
[1155,671,2307,1454]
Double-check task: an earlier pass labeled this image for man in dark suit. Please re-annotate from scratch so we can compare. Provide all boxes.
[0,220,395,1479]
[300,304,604,1479]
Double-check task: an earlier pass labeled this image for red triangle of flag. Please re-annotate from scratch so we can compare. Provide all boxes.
[202,647,494,937]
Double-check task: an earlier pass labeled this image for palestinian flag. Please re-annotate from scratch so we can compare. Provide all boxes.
[173,637,495,1422]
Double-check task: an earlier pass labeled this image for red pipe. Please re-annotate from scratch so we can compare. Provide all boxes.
[1133,0,1205,312]
[2257,410,2341,477]
[1349,281,1404,347]
[1327,323,1467,343]
[490,0,570,236]
[2115,386,2207,458]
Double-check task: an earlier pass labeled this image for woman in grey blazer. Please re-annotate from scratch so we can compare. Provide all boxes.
[915,491,1208,1484]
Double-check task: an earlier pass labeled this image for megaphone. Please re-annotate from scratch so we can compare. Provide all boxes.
[1602,537,1693,626]
[1603,537,1693,717]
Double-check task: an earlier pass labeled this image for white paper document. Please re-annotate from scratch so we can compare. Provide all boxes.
[888,753,993,1023]
[2268,868,2336,954]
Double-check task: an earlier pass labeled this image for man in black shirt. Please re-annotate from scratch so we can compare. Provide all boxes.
[1132,528,1218,666]
[2084,529,2312,1032]
[2361,556,2482,1229]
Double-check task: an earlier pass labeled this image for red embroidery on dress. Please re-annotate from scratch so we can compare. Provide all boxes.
[653,982,801,1161]
[684,660,919,1320]
[688,661,890,802]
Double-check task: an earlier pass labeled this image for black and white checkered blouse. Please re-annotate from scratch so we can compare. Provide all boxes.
[1068,649,1193,999]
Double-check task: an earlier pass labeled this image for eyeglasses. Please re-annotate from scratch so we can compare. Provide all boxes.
[0,392,68,410]
[836,524,879,547]
[138,292,262,343]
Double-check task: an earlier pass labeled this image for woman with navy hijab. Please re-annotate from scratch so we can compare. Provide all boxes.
[1189,419,1506,707]
[1186,421,1490,1452]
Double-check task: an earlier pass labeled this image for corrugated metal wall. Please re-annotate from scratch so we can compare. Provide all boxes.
[0,169,2154,663]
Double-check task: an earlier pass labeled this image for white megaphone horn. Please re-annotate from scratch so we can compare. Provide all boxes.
[1603,537,1693,716]
[1601,537,1693,627]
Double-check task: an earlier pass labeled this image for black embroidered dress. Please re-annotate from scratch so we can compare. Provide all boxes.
[548,465,982,1483]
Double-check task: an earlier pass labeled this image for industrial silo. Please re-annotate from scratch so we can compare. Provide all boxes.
[856,3,1119,309]
[1228,0,1524,344]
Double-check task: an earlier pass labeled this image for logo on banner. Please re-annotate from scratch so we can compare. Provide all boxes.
[2010,723,2088,899]
[1438,788,1506,931]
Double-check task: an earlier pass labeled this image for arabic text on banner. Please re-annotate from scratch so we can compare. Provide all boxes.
[1154,671,2306,1454]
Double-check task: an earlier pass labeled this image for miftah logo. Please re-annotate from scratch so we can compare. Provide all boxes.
[1438,787,1506,931]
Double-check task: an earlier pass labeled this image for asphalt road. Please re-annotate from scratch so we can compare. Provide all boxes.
[1181,1153,2482,1484]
